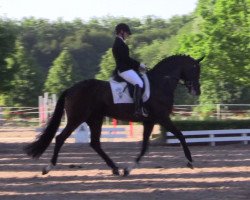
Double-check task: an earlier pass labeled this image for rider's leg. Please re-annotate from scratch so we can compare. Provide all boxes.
[118,70,148,117]
[118,69,143,88]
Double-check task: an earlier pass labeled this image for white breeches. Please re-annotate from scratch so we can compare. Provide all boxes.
[118,70,143,88]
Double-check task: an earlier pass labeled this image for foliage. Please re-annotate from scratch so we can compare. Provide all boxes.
[95,49,115,80]
[0,2,249,107]
[44,49,81,95]
[4,41,42,106]
[163,119,250,131]
[0,19,17,92]
[178,0,250,106]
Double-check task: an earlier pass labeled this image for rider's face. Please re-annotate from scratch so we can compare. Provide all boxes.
[120,31,130,40]
[123,32,130,40]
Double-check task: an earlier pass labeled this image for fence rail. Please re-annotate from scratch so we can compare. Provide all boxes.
[0,104,250,127]
[172,104,250,120]
[166,129,250,146]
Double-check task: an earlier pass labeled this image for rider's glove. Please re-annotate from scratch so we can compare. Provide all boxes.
[140,63,147,68]
[139,63,147,73]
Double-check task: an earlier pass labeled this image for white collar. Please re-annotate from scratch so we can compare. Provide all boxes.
[117,36,125,43]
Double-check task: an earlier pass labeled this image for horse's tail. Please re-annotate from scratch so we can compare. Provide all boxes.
[24,90,67,159]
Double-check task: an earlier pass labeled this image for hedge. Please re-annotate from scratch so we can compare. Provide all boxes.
[162,120,250,132]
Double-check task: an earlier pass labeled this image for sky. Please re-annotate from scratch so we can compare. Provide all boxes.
[0,0,198,21]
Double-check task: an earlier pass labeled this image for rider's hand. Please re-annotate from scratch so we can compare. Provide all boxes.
[139,63,147,73]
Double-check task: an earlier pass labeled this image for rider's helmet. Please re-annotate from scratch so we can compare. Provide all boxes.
[115,23,132,35]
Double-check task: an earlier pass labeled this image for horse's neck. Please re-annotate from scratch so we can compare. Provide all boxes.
[147,64,180,87]
[147,66,180,96]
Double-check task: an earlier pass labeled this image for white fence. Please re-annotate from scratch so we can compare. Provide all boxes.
[166,129,250,146]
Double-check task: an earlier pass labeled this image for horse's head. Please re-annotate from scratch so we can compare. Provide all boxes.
[148,55,204,96]
[179,56,204,96]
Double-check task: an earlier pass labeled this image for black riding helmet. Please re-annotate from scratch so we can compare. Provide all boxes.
[115,23,132,35]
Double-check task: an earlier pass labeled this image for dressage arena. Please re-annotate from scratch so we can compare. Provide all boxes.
[0,128,250,200]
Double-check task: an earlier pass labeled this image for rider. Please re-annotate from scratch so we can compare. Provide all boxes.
[112,23,148,117]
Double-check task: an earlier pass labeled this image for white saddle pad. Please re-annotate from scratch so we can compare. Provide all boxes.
[109,73,150,104]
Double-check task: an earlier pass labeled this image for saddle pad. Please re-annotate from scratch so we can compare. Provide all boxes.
[109,73,150,104]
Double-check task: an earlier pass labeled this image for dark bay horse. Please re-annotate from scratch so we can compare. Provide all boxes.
[25,55,204,176]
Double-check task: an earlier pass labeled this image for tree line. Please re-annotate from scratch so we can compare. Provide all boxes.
[0,0,249,113]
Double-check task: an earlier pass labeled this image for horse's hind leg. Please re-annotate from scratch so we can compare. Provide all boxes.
[42,121,82,175]
[87,116,120,176]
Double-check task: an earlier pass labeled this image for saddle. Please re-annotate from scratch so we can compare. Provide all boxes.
[109,72,150,104]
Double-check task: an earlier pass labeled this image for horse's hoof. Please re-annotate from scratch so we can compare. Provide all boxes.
[112,168,120,176]
[187,162,194,169]
[123,168,130,177]
[42,164,53,175]
[42,168,49,175]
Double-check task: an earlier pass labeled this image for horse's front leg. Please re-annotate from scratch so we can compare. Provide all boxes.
[88,117,120,176]
[124,121,154,176]
[160,117,193,168]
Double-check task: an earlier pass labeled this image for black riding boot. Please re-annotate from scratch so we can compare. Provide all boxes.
[133,85,148,117]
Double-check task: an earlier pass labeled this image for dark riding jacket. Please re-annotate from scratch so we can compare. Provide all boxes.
[112,36,140,73]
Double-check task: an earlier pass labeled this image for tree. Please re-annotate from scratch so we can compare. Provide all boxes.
[0,19,17,92]
[5,41,42,106]
[95,49,115,80]
[178,0,250,105]
[65,29,113,80]
[44,49,81,95]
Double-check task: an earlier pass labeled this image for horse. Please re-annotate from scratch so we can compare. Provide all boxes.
[24,54,204,176]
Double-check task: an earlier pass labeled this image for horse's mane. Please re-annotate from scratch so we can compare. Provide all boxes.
[153,54,195,69]
[147,54,196,81]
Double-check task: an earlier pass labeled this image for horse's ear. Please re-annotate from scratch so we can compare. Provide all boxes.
[196,56,205,63]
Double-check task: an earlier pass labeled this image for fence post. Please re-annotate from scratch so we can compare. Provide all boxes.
[216,104,221,120]
[39,93,57,126]
[210,134,215,146]
[242,133,248,145]
[39,96,45,126]
[43,93,49,123]
[52,94,57,108]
